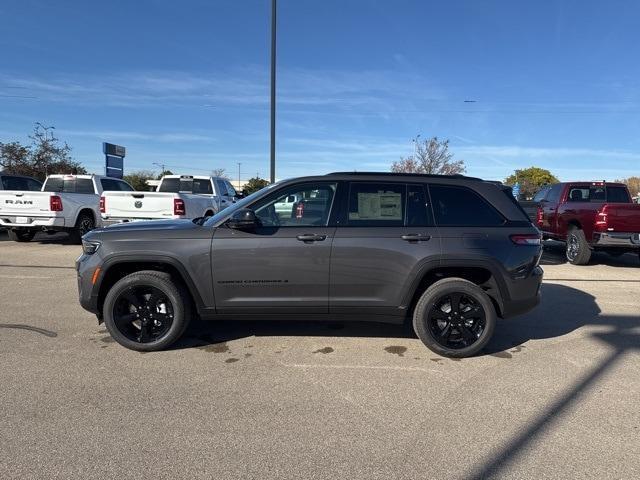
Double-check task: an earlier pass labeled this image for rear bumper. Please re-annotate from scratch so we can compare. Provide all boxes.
[0,216,65,229]
[501,266,543,319]
[593,232,640,248]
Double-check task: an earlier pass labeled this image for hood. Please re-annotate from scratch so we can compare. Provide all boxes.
[85,219,205,242]
[103,218,197,232]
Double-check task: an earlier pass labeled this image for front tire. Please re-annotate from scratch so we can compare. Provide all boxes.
[566,227,591,265]
[103,271,191,351]
[8,229,36,242]
[413,278,497,358]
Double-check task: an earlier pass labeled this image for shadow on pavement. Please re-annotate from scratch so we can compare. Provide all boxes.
[177,283,635,358]
[0,229,74,244]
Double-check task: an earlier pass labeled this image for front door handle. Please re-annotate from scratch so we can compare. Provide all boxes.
[401,233,431,242]
[296,234,327,243]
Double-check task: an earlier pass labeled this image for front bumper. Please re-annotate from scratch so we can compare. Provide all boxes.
[76,253,101,315]
[0,216,65,229]
[593,232,640,248]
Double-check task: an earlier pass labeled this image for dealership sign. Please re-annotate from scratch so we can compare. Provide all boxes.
[103,142,125,179]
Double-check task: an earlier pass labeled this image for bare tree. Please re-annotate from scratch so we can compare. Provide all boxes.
[392,136,466,175]
[1,123,86,181]
[211,168,228,178]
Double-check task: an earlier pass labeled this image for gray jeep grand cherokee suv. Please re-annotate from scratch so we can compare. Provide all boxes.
[77,172,543,357]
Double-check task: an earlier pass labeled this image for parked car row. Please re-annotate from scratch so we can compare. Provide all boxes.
[101,175,237,226]
[0,173,239,242]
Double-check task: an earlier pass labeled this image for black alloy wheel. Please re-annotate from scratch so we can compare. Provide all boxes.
[427,292,486,350]
[413,278,497,358]
[112,285,174,343]
[102,270,191,351]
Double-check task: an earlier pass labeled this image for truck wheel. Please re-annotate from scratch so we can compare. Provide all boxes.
[413,278,496,358]
[566,227,591,265]
[103,270,191,352]
[68,212,95,244]
[7,229,36,242]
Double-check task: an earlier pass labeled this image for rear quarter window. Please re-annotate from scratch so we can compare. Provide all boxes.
[429,184,505,227]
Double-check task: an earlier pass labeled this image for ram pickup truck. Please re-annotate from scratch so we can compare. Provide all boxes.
[100,175,238,225]
[534,181,640,264]
[77,172,543,358]
[0,174,133,243]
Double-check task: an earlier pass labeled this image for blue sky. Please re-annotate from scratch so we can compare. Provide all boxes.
[1,0,639,182]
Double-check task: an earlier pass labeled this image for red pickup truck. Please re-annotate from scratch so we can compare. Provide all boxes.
[533,181,640,264]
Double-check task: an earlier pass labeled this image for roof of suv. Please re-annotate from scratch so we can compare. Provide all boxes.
[325,171,484,181]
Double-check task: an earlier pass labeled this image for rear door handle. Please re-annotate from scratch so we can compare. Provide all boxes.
[401,234,431,242]
[296,234,327,243]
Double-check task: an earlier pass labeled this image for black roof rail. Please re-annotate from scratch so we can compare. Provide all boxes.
[325,171,485,181]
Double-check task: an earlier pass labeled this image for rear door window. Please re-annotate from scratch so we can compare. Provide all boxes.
[546,184,563,203]
[533,186,550,202]
[347,183,406,227]
[217,180,228,196]
[429,184,505,227]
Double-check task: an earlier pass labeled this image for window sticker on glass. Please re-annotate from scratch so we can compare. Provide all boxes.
[350,191,403,220]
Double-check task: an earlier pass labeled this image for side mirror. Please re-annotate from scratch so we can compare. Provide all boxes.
[227,208,258,230]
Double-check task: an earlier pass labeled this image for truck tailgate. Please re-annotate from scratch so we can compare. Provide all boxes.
[605,203,640,232]
[0,191,53,216]
[101,191,177,219]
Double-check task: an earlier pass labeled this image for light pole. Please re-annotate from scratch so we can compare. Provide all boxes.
[237,162,242,190]
[152,162,166,176]
[270,0,277,183]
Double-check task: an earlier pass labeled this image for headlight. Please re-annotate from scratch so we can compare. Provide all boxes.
[82,240,101,255]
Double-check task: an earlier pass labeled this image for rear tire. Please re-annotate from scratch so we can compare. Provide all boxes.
[103,270,191,352]
[413,278,497,358]
[68,212,95,244]
[566,227,591,265]
[8,229,36,242]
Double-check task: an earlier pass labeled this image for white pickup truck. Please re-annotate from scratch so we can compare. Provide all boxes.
[100,175,238,225]
[0,174,133,242]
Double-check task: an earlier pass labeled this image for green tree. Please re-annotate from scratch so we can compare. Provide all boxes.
[0,123,86,181]
[391,136,466,175]
[243,176,269,195]
[504,167,559,199]
[124,170,156,191]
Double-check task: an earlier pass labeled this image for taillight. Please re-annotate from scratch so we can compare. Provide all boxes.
[174,198,186,216]
[50,195,63,212]
[595,205,608,229]
[99,196,105,213]
[295,202,304,219]
[510,234,542,246]
[536,206,543,227]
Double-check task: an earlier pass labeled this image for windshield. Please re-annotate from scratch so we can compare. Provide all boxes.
[204,182,281,227]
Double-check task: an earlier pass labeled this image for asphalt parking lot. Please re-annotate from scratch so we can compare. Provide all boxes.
[1,230,638,480]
